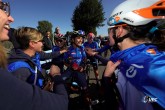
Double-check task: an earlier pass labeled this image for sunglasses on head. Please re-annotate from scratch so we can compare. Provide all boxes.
[0,1,10,16]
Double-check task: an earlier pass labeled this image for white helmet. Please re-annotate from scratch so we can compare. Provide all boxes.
[108,0,165,27]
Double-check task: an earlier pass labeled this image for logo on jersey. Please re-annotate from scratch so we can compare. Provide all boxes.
[126,64,144,78]
[71,52,76,55]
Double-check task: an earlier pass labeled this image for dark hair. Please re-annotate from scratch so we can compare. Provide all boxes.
[0,44,7,69]
[127,21,165,51]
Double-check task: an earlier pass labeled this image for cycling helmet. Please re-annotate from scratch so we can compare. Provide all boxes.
[71,30,85,39]
[107,0,165,27]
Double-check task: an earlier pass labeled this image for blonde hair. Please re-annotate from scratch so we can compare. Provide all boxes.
[14,27,43,50]
[0,43,7,69]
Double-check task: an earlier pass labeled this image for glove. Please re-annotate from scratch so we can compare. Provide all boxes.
[72,62,79,70]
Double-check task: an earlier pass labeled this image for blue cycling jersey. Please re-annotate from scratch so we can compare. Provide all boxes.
[52,46,60,52]
[110,44,165,109]
[83,41,99,51]
[64,45,86,65]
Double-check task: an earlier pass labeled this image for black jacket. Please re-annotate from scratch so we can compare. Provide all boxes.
[0,68,68,110]
[43,36,53,51]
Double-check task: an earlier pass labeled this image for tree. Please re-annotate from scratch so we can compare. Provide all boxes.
[72,0,105,35]
[37,20,53,36]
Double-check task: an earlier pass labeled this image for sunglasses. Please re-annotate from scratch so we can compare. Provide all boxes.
[108,24,128,33]
[0,1,10,16]
[32,39,43,43]
[56,39,63,42]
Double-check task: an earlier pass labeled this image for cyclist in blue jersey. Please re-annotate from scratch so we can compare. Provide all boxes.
[103,0,165,110]
[62,30,87,89]
[85,29,117,65]
[52,35,67,73]
[84,32,100,83]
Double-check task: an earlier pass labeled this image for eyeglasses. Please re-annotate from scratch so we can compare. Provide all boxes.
[108,24,127,33]
[0,1,10,16]
[109,24,127,29]
[32,39,43,43]
[56,39,63,42]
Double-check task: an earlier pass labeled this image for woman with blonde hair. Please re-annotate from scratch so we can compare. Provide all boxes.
[0,1,68,110]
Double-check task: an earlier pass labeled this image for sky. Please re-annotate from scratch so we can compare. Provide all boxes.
[8,0,124,36]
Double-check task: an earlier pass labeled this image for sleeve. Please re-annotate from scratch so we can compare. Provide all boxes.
[94,54,109,65]
[95,42,99,51]
[0,69,68,110]
[82,46,87,59]
[140,61,165,108]
[97,45,111,53]
[63,51,71,65]
[12,68,31,82]
[39,51,60,60]
[52,46,59,52]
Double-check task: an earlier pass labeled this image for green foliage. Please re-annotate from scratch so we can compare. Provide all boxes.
[72,0,105,35]
[37,20,53,35]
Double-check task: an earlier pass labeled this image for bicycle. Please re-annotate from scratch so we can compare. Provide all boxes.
[85,59,101,87]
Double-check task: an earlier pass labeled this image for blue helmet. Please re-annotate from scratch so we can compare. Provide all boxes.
[71,30,85,39]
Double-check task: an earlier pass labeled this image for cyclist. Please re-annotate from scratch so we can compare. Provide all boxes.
[103,0,165,110]
[62,30,87,89]
[61,30,91,105]
[83,32,100,84]
[52,35,67,73]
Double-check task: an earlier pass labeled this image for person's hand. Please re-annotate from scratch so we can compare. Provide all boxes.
[60,49,67,54]
[78,66,84,72]
[85,47,98,56]
[43,80,54,91]
[49,65,61,77]
[104,60,121,77]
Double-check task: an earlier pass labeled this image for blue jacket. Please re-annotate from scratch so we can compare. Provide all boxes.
[83,41,99,51]
[8,49,61,87]
[8,49,44,87]
[110,44,165,110]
